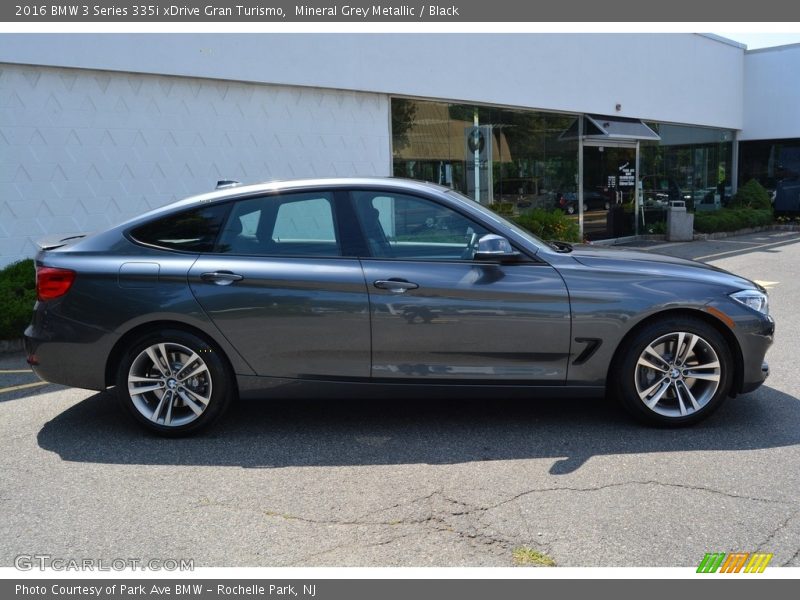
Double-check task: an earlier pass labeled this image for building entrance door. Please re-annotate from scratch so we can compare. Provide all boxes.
[581,142,638,240]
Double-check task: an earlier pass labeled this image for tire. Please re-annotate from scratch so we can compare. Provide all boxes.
[610,317,733,426]
[566,204,576,215]
[116,329,235,436]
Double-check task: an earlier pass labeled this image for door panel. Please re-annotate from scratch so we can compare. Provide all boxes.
[361,260,571,382]
[189,257,370,379]
[187,190,369,379]
[350,188,572,382]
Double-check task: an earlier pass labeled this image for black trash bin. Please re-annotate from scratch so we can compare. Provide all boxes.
[607,205,626,237]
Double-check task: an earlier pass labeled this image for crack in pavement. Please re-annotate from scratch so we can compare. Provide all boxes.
[261,491,516,566]
[198,478,794,531]
[286,529,421,566]
[782,546,800,567]
[193,479,794,566]
[756,508,800,554]
[477,479,793,515]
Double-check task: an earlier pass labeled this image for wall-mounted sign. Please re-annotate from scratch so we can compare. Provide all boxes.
[465,126,493,204]
[618,161,635,187]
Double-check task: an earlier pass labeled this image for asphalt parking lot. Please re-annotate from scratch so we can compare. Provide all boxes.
[1,230,799,568]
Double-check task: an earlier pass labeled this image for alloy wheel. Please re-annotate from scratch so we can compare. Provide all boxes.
[634,331,721,418]
[127,342,213,427]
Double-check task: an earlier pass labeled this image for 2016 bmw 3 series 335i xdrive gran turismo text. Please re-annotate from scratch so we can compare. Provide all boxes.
[25,178,774,435]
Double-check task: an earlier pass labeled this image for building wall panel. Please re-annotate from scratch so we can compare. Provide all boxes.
[0,64,390,265]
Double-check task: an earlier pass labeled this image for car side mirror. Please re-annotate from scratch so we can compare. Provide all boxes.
[473,234,521,263]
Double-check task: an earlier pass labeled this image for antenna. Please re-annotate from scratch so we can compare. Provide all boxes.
[216,180,240,190]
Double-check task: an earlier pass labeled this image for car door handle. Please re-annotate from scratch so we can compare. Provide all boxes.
[373,279,419,293]
[201,271,244,285]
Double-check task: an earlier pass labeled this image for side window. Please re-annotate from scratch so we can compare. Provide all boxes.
[272,197,336,243]
[216,192,341,257]
[352,191,489,260]
[130,204,229,252]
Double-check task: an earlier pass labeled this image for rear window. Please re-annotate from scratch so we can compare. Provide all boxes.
[130,204,229,252]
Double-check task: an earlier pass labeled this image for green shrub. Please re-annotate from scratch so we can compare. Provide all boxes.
[693,208,773,233]
[730,179,772,210]
[492,202,515,216]
[646,221,667,235]
[0,259,36,340]
[512,209,581,242]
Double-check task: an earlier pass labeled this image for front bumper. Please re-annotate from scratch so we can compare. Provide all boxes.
[733,313,774,395]
[740,360,770,394]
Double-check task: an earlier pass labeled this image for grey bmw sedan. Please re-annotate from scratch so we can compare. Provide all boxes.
[24,178,774,435]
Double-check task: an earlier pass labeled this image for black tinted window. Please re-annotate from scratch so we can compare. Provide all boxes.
[131,204,228,252]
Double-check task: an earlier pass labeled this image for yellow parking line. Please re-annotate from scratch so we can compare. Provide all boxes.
[0,381,48,394]
[0,369,33,374]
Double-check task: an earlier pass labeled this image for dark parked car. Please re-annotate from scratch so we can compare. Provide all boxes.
[556,190,612,214]
[25,178,773,435]
[494,178,538,209]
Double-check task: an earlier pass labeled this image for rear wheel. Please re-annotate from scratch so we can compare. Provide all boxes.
[611,318,733,426]
[116,329,234,436]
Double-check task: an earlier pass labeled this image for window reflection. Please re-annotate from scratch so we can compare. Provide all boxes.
[641,123,734,216]
[391,98,736,239]
[740,138,800,213]
[392,99,578,211]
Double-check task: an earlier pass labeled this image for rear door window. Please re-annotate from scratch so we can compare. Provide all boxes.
[215,192,342,257]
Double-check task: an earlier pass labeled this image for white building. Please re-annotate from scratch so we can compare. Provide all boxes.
[1,33,798,264]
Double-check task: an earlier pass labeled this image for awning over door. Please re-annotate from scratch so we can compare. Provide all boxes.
[560,115,661,141]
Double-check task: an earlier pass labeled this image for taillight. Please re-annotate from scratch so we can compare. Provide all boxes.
[36,267,76,301]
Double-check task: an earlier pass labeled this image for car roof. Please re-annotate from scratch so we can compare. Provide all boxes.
[116,177,454,229]
[178,177,450,207]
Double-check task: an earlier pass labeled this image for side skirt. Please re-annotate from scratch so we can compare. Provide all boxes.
[236,375,606,401]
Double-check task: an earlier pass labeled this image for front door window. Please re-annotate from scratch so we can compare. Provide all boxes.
[351,191,490,260]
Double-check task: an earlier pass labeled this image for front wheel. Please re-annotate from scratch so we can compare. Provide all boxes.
[116,329,234,436]
[611,318,733,426]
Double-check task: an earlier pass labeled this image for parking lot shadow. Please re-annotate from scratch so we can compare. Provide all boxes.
[38,386,800,475]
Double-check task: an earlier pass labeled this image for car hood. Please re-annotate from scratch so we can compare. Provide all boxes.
[567,245,759,290]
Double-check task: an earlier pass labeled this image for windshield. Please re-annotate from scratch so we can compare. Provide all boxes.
[445,189,551,252]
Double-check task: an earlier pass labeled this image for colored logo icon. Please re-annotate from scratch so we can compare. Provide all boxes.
[697,552,773,573]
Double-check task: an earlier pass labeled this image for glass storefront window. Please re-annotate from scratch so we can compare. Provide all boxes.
[391,99,578,212]
[739,138,800,213]
[392,98,737,239]
[640,123,734,219]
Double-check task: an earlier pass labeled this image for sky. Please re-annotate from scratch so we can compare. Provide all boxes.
[714,32,800,49]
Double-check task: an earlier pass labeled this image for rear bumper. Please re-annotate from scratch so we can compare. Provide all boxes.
[24,308,116,391]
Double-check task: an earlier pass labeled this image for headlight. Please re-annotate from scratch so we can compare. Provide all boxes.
[730,289,769,315]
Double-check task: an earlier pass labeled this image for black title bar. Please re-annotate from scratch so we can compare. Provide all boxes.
[3,0,798,22]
